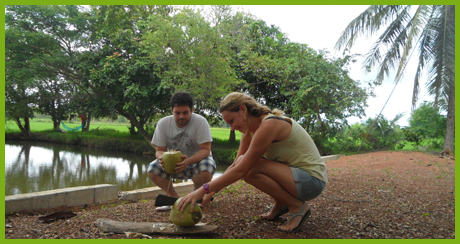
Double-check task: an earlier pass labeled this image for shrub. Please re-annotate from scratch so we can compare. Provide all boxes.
[212,148,237,165]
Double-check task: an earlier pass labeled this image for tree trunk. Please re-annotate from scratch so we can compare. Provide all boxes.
[116,106,153,147]
[126,114,154,147]
[315,98,325,156]
[82,114,91,131]
[14,118,25,134]
[129,123,138,135]
[443,86,455,151]
[24,116,31,137]
[53,119,60,131]
[229,130,236,143]
[51,99,61,131]
[15,117,31,138]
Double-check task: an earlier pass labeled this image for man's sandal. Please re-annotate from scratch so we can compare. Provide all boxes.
[279,202,311,233]
[261,205,289,221]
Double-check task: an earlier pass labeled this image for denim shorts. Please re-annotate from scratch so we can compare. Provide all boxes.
[290,167,326,201]
[147,155,216,180]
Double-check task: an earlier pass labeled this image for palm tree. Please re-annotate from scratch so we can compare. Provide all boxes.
[335,5,455,151]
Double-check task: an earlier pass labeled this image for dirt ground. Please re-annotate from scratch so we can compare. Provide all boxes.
[4,151,455,239]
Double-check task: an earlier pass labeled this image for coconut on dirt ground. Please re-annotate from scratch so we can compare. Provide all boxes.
[170,197,203,227]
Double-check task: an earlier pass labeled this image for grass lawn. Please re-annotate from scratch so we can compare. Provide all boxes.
[5,119,242,141]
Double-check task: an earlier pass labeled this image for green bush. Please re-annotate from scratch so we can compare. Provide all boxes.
[419,137,444,151]
[402,128,423,145]
[323,136,372,155]
[396,141,418,151]
[210,138,239,165]
[409,101,446,139]
[117,116,127,123]
[212,148,237,165]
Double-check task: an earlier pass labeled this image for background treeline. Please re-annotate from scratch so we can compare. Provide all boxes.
[5,5,449,157]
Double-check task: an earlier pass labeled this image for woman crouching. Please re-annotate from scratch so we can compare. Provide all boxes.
[178,92,328,233]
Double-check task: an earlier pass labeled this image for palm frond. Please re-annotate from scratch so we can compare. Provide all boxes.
[334,5,403,53]
[410,6,437,110]
[391,113,405,124]
[362,6,412,84]
[394,5,431,82]
[427,5,455,104]
[336,4,454,118]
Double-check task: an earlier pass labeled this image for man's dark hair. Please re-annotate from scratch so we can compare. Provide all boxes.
[170,91,194,110]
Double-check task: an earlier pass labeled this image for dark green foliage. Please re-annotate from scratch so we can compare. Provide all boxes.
[408,101,446,139]
[360,115,404,150]
[402,128,423,146]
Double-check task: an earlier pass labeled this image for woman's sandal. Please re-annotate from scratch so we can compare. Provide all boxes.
[261,205,289,221]
[279,202,311,233]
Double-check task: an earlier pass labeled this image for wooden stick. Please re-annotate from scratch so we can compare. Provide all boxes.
[95,218,218,235]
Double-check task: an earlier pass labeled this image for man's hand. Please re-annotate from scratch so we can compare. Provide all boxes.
[174,154,189,174]
[157,155,165,170]
[155,146,167,170]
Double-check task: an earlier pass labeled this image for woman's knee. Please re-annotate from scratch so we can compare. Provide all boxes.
[242,171,254,183]
[234,155,245,166]
[242,160,264,183]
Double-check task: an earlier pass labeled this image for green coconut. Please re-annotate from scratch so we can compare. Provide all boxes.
[170,197,203,227]
[162,150,183,175]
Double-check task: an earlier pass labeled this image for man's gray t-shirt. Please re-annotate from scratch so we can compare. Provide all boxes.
[151,113,213,157]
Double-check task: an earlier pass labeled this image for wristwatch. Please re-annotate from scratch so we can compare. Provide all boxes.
[202,183,210,194]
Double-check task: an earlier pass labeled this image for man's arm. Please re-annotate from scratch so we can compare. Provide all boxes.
[155,145,167,162]
[173,142,211,174]
[181,141,211,166]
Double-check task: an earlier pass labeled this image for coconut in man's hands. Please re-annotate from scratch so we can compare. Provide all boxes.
[162,150,183,175]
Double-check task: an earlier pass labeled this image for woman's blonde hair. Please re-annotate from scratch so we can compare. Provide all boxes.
[219,92,284,118]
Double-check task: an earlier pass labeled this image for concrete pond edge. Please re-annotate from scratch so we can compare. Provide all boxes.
[5,155,343,213]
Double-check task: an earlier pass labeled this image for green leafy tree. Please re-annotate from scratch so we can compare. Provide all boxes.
[5,5,95,132]
[5,21,46,136]
[227,18,302,143]
[6,5,175,140]
[235,19,298,114]
[224,16,373,152]
[198,12,372,150]
[35,77,74,130]
[4,67,37,137]
[409,101,446,139]
[78,5,173,140]
[335,5,455,151]
[142,6,241,114]
[288,51,373,155]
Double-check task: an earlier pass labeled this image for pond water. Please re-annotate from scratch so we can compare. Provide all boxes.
[4,141,226,196]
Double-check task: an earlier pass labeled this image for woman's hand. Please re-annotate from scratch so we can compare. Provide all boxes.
[201,192,214,206]
[177,188,206,212]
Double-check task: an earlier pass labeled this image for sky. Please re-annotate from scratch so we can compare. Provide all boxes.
[232,5,433,127]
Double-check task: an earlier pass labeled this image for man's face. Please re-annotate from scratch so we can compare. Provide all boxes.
[172,105,193,128]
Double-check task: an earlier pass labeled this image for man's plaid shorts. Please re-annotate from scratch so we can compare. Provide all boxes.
[147,155,216,180]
